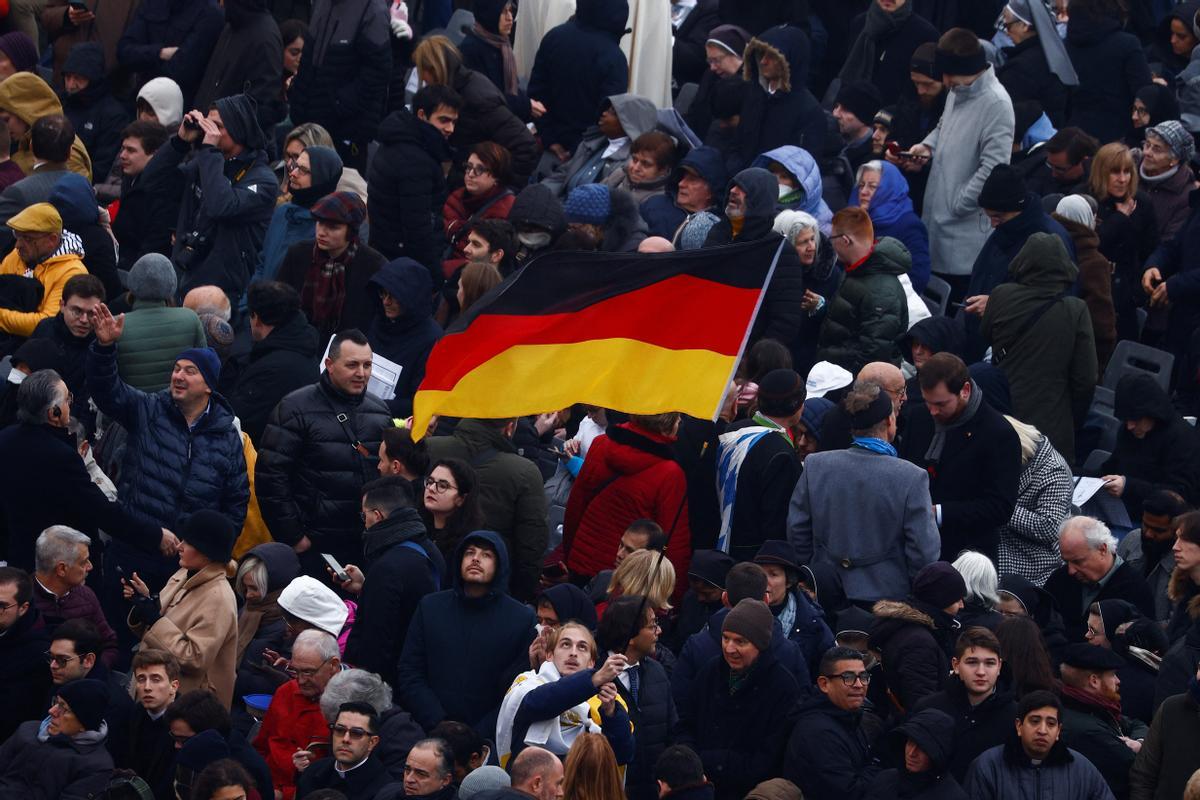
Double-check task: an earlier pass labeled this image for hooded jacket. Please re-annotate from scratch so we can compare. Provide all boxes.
[750,146,833,229]
[783,690,881,799]
[0,233,87,337]
[226,311,321,444]
[704,168,806,345]
[255,372,392,562]
[738,26,826,168]
[1066,12,1153,145]
[289,0,392,149]
[148,93,278,301]
[676,648,803,800]
[850,161,931,291]
[1101,374,1200,517]
[542,94,660,198]
[137,77,184,129]
[396,531,537,733]
[527,0,631,153]
[919,66,1014,278]
[870,599,959,711]
[365,259,443,417]
[1052,214,1117,371]
[982,232,1097,461]
[367,108,450,286]
[49,172,121,300]
[59,42,129,183]
[425,420,550,602]
[596,186,651,253]
[0,718,114,800]
[117,0,224,105]
[641,145,728,241]
[192,0,286,134]
[460,0,534,120]
[865,708,968,799]
[817,236,910,373]
[0,73,92,180]
[343,507,445,687]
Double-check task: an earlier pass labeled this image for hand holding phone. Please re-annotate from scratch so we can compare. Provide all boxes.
[322,553,350,582]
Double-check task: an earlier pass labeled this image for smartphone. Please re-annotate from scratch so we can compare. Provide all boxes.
[949,301,966,310]
[321,553,349,582]
[885,141,901,156]
[68,0,88,10]
[307,741,331,759]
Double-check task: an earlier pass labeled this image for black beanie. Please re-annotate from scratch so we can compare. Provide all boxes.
[57,678,109,731]
[977,164,1027,212]
[836,80,884,127]
[723,598,774,651]
[757,368,806,417]
[180,510,237,564]
[911,562,967,609]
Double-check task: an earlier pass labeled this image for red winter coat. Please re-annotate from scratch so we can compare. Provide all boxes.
[252,678,329,800]
[440,185,515,277]
[563,422,691,584]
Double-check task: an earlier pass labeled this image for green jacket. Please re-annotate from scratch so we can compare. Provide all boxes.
[116,301,207,392]
[1060,690,1149,800]
[1130,691,1200,800]
[981,232,1097,463]
[425,419,549,602]
[816,236,910,373]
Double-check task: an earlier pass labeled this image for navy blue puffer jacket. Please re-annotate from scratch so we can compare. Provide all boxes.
[85,342,249,531]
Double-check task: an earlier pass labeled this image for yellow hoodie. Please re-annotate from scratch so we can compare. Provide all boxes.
[0,72,92,180]
[0,231,86,336]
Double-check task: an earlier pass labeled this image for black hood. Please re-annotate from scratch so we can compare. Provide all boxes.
[213,93,266,151]
[890,708,957,771]
[377,108,454,163]
[244,542,301,593]
[576,0,629,37]
[540,583,598,630]
[251,311,320,361]
[473,0,510,34]
[510,183,567,237]
[1113,373,1178,423]
[225,0,269,28]
[903,316,966,362]
[61,42,108,106]
[1066,10,1122,45]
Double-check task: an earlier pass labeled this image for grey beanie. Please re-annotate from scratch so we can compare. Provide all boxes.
[459,766,511,800]
[126,253,177,302]
[1147,120,1196,164]
[723,598,774,652]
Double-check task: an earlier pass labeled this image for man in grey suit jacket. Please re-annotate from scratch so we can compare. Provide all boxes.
[0,114,75,250]
[787,381,940,604]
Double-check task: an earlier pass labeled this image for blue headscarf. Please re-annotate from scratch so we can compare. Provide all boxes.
[851,160,916,228]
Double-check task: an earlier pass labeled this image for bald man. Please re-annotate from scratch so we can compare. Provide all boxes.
[183,285,231,321]
[858,362,907,413]
[509,745,565,800]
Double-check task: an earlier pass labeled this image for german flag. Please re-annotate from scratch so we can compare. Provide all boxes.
[411,238,785,439]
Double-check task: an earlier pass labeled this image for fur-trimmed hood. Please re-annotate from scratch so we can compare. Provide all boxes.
[1168,566,1200,619]
[743,25,811,94]
[871,599,936,629]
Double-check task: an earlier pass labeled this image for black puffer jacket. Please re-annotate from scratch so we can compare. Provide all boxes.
[675,648,802,800]
[870,599,959,713]
[0,719,114,800]
[192,0,286,134]
[450,65,539,186]
[367,108,449,286]
[816,236,910,373]
[1101,374,1200,518]
[704,168,805,347]
[116,0,224,105]
[59,42,129,183]
[85,341,250,530]
[225,311,321,444]
[783,690,882,799]
[255,372,391,562]
[289,0,392,148]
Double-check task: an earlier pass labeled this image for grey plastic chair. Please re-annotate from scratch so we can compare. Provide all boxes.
[922,274,951,317]
[1101,340,1174,394]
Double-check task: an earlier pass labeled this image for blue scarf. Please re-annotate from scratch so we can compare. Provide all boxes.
[852,436,897,457]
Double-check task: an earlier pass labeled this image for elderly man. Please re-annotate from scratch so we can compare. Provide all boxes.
[296,702,393,800]
[640,145,726,242]
[32,525,116,664]
[789,381,940,604]
[182,285,232,322]
[0,202,86,337]
[1044,517,1156,641]
[255,630,344,800]
[87,303,248,595]
[1140,120,1196,240]
[0,370,170,573]
[256,328,391,575]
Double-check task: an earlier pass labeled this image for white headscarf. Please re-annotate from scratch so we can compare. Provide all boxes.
[1055,194,1096,229]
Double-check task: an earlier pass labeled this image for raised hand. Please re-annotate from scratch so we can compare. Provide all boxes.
[90,303,125,345]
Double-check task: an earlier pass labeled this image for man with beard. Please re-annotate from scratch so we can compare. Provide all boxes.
[1117,490,1191,621]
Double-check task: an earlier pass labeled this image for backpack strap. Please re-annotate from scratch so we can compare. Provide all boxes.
[995,292,1066,364]
[400,540,441,591]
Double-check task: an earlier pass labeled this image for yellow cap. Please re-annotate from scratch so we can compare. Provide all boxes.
[7,202,62,235]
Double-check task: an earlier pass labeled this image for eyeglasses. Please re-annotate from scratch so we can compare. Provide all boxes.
[0,601,19,612]
[51,699,76,715]
[1132,104,1150,117]
[45,651,79,667]
[831,233,852,245]
[706,53,737,67]
[424,476,459,494]
[329,723,374,739]
[824,671,872,686]
[886,385,907,401]
[289,163,311,177]
[287,657,332,679]
[463,163,490,177]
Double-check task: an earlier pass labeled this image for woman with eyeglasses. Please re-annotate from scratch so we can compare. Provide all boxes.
[420,458,484,564]
[994,0,1077,127]
[253,143,343,288]
[1087,142,1160,341]
[1125,84,1180,148]
[441,141,516,278]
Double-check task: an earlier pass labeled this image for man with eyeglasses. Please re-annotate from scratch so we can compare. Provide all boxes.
[296,702,391,800]
[0,201,86,338]
[1022,126,1096,199]
[785,645,880,799]
[254,630,344,800]
[44,618,133,737]
[0,566,53,741]
[30,273,103,427]
[1117,490,1190,621]
[340,477,445,687]
[677,598,800,800]
[1139,120,1196,240]
[912,626,1016,782]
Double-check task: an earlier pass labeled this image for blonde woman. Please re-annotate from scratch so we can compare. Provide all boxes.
[996,415,1073,585]
[601,548,676,618]
[496,622,633,767]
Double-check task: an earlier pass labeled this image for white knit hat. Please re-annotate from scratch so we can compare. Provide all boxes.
[278,576,348,637]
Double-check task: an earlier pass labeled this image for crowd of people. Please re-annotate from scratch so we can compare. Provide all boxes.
[2,0,1200,799]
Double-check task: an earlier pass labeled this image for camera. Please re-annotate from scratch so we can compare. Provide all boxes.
[182,117,202,133]
[175,231,209,271]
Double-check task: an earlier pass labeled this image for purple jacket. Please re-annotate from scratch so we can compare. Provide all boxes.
[32,579,118,668]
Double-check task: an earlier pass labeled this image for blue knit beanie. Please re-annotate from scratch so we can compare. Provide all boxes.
[176,347,221,391]
[563,184,612,225]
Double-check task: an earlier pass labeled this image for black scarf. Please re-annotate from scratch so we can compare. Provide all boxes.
[363,507,429,562]
[840,0,913,82]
